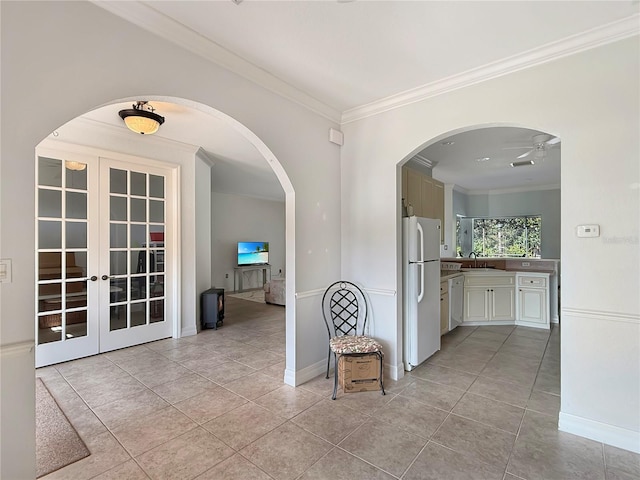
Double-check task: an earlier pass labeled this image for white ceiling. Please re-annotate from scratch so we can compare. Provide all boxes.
[87,1,639,197]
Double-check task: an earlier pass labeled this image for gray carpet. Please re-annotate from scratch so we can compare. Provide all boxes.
[36,378,90,478]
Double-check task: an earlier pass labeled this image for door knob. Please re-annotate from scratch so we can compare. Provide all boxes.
[101,275,110,280]
[90,276,98,281]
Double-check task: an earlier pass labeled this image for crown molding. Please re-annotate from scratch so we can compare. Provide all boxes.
[92,2,638,127]
[91,0,342,124]
[464,183,561,196]
[341,14,640,124]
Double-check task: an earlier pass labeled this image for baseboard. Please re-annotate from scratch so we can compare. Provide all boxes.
[387,362,405,381]
[286,359,327,386]
[181,325,198,337]
[559,412,640,453]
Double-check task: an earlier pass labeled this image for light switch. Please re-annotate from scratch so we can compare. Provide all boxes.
[0,259,12,283]
[576,224,600,238]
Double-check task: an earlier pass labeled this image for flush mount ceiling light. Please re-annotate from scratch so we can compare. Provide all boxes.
[118,101,165,135]
[65,160,86,171]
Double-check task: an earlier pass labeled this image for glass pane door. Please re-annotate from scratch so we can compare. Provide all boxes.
[35,153,99,367]
[99,159,173,352]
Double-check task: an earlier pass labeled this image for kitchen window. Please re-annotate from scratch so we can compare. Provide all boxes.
[457,215,542,258]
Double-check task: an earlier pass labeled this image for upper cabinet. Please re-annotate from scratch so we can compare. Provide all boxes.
[402,166,444,243]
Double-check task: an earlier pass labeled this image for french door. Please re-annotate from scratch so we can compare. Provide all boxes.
[35,148,175,367]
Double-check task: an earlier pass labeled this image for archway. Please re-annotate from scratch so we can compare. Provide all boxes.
[34,95,297,383]
[396,123,561,377]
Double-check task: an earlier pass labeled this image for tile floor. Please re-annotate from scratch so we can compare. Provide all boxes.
[36,296,640,480]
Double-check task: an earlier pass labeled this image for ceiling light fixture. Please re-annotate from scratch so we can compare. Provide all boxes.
[118,101,165,135]
[476,157,490,162]
[441,141,455,146]
[65,161,86,171]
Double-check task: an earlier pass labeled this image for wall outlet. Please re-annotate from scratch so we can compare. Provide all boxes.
[522,262,530,267]
[225,273,229,278]
[577,224,600,238]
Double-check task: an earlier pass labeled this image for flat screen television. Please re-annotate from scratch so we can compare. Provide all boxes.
[237,241,269,266]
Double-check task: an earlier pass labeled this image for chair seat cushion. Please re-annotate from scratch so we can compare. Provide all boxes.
[330,335,383,354]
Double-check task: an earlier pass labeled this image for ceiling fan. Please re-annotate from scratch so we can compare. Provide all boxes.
[504,134,561,160]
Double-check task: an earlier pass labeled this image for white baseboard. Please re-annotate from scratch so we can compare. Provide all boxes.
[286,359,327,387]
[559,412,640,454]
[180,326,198,337]
[387,362,405,381]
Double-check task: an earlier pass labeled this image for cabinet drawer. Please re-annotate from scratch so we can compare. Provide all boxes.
[518,275,547,287]
[464,274,515,287]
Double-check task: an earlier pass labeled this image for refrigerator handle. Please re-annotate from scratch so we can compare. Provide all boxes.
[417,262,424,302]
[416,221,424,263]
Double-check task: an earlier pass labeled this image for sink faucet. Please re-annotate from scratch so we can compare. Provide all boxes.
[468,251,478,268]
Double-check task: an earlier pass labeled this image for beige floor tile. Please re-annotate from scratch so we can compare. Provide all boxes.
[432,414,516,469]
[93,388,170,430]
[259,360,285,379]
[298,447,395,479]
[507,410,606,480]
[111,406,198,456]
[409,363,478,390]
[133,362,194,388]
[235,350,284,369]
[179,353,231,373]
[240,422,332,480]
[174,387,247,424]
[291,398,369,444]
[254,385,322,419]
[158,343,214,363]
[604,444,640,479]
[468,375,532,408]
[203,402,286,450]
[339,418,426,477]
[75,375,148,409]
[298,373,336,397]
[532,371,560,395]
[151,373,218,404]
[375,395,448,440]
[403,441,505,480]
[381,372,417,394]
[195,454,273,480]
[452,392,524,434]
[92,460,149,480]
[223,371,284,400]
[328,386,395,413]
[199,360,258,385]
[511,326,552,341]
[136,427,234,480]
[526,390,560,417]
[399,378,466,411]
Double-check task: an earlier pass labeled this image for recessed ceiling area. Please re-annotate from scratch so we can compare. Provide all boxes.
[410,127,561,192]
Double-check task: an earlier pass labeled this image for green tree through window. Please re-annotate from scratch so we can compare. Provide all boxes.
[472,216,541,258]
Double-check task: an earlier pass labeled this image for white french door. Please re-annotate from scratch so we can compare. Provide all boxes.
[35,148,175,367]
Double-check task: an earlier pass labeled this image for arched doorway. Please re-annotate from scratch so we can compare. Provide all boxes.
[397,123,561,381]
[34,96,296,381]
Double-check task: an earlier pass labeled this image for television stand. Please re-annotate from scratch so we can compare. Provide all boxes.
[233,265,271,293]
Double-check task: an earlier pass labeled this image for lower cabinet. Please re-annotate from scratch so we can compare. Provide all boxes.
[440,280,449,335]
[464,286,515,322]
[516,273,550,327]
[463,274,515,323]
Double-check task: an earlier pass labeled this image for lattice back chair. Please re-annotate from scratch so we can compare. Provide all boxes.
[322,281,385,400]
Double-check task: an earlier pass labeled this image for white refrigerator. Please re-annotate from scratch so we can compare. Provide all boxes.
[403,216,441,371]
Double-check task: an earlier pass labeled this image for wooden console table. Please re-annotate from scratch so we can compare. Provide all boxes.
[233,265,271,292]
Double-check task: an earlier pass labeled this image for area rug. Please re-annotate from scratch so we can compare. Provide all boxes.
[227,289,265,303]
[36,378,90,478]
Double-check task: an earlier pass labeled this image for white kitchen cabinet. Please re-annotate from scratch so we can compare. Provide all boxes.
[448,275,464,330]
[463,273,515,323]
[516,273,550,328]
[440,279,451,335]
